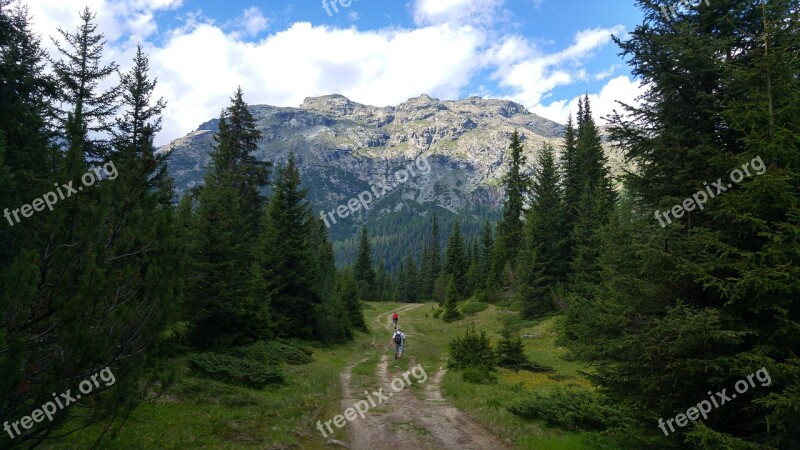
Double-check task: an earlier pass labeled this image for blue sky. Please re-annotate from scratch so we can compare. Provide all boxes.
[26,0,649,145]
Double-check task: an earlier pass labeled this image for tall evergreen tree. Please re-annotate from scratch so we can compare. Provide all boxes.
[253,153,319,339]
[210,87,270,226]
[445,222,468,299]
[1,8,182,445]
[569,0,800,447]
[527,142,566,284]
[354,225,376,295]
[492,130,530,287]
[420,214,442,299]
[478,220,494,290]
[51,7,119,159]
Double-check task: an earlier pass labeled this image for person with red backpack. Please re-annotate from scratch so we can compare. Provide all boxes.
[391,311,399,329]
[391,329,405,360]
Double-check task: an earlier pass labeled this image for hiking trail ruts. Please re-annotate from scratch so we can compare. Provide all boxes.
[338,305,509,450]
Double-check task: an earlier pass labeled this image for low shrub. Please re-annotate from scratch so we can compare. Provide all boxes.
[432,307,442,319]
[448,324,496,371]
[189,352,284,389]
[459,300,488,316]
[235,341,313,365]
[462,367,497,384]
[495,324,554,372]
[508,386,632,431]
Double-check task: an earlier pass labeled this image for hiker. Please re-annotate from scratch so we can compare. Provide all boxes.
[391,311,399,329]
[392,329,405,360]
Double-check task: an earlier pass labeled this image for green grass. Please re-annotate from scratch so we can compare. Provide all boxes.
[54,301,593,449]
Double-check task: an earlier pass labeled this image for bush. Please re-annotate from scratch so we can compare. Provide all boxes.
[189,352,284,389]
[459,300,488,316]
[508,386,632,431]
[448,324,496,371]
[432,307,443,319]
[234,341,313,365]
[462,367,497,384]
[495,324,554,372]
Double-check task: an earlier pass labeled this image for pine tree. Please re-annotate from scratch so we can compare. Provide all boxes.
[492,130,530,288]
[375,259,390,300]
[478,220,494,290]
[354,225,376,295]
[442,276,461,323]
[253,152,319,339]
[210,87,270,226]
[420,214,442,299]
[444,222,468,298]
[51,7,119,159]
[573,0,800,447]
[404,254,418,302]
[336,268,366,332]
[527,142,566,284]
[1,8,181,444]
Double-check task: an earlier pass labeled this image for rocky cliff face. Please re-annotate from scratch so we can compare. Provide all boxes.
[160,94,637,267]
[160,94,566,241]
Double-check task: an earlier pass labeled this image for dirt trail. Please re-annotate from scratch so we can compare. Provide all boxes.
[337,305,508,450]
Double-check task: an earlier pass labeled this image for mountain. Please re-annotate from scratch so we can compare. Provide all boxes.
[160,94,568,270]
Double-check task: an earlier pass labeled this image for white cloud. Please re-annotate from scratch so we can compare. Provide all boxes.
[484,25,624,111]
[413,0,504,26]
[149,21,486,144]
[225,6,269,39]
[27,0,182,44]
[21,0,639,146]
[533,75,645,125]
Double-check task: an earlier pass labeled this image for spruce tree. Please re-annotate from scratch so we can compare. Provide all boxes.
[492,130,530,288]
[444,222,468,299]
[210,87,270,226]
[571,0,800,447]
[354,225,376,295]
[442,276,461,323]
[51,7,119,159]
[478,220,494,290]
[253,153,319,339]
[1,9,182,444]
[527,142,565,284]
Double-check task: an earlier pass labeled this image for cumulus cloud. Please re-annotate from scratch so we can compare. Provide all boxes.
[533,76,646,125]
[21,0,638,145]
[149,21,486,144]
[483,25,624,113]
[26,0,182,45]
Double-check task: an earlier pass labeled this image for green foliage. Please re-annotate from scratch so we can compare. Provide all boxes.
[444,222,468,298]
[336,268,367,332]
[189,352,284,389]
[233,341,313,366]
[508,386,631,432]
[458,299,488,316]
[494,130,530,272]
[447,324,496,371]
[354,225,376,290]
[462,367,497,384]
[442,277,461,322]
[253,153,320,339]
